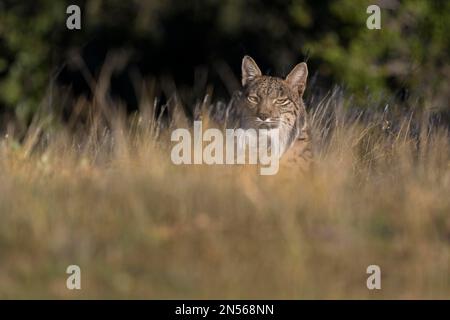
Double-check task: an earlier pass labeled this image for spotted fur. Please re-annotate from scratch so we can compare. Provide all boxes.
[227,55,313,170]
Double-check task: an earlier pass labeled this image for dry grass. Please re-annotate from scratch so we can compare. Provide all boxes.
[0,83,449,299]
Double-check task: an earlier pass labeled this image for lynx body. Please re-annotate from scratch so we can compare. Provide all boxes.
[227,56,313,170]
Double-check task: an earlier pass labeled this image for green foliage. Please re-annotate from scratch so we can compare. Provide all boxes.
[0,1,67,121]
[289,0,450,106]
[0,0,449,120]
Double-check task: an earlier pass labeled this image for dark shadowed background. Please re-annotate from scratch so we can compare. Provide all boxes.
[0,0,449,125]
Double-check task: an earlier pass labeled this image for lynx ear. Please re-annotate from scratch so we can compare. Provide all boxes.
[241,55,262,86]
[286,62,308,97]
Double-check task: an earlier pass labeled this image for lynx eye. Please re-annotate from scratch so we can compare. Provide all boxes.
[247,95,259,104]
[275,97,289,105]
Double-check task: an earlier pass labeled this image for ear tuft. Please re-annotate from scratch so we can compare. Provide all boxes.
[286,62,308,97]
[241,55,262,86]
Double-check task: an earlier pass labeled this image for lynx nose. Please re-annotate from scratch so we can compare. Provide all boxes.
[258,114,270,121]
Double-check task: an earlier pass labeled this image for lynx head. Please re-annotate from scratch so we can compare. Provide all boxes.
[237,55,309,153]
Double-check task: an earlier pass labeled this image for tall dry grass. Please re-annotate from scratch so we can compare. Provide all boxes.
[0,69,449,299]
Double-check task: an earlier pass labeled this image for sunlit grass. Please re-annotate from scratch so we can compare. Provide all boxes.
[0,86,449,299]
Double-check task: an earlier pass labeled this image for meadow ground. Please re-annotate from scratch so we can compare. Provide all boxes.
[0,88,449,299]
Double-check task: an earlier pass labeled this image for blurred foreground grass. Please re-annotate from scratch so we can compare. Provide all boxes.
[0,90,449,299]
